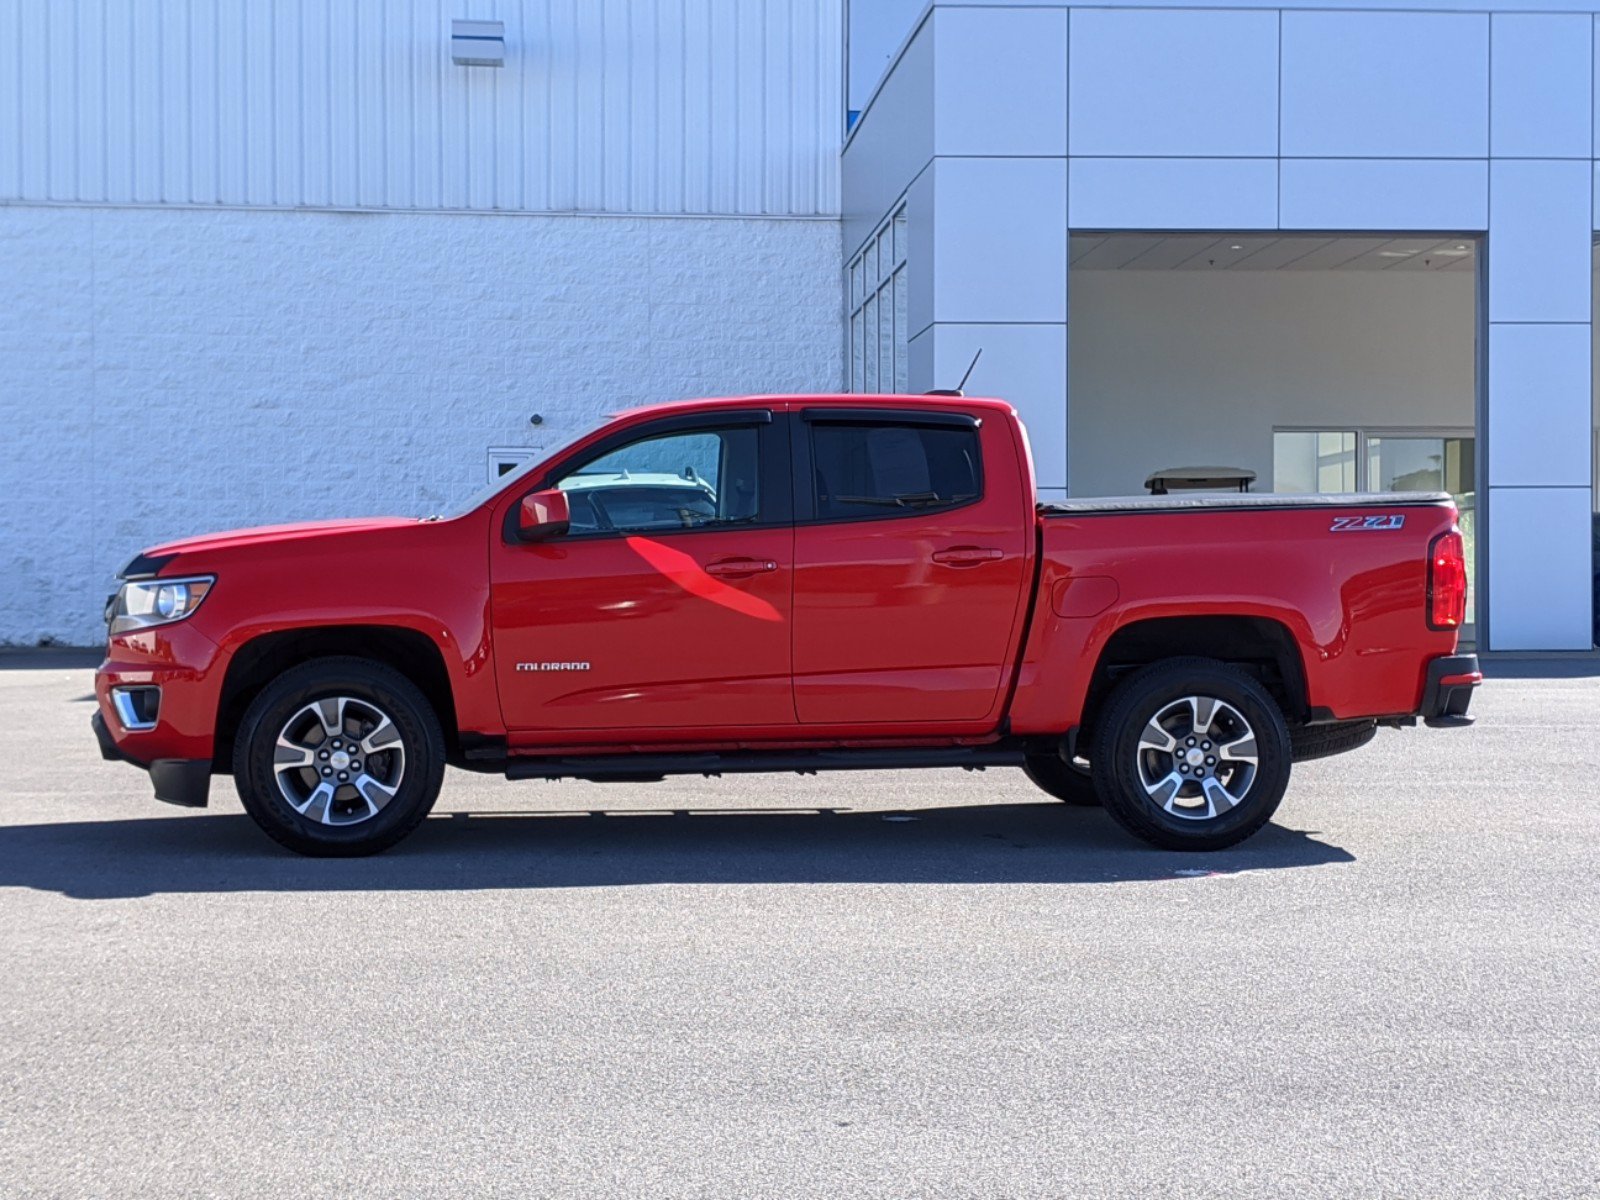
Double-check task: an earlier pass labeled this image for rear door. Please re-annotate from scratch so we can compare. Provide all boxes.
[790,407,1031,725]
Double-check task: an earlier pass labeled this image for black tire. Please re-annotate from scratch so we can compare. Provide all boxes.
[232,656,446,857]
[1290,720,1377,763]
[1022,754,1101,806]
[1091,657,1291,852]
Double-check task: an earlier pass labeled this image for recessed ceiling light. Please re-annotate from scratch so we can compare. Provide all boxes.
[1378,250,1417,258]
[1454,244,1469,251]
[1229,244,1244,251]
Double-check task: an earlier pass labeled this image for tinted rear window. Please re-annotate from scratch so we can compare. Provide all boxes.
[810,422,982,520]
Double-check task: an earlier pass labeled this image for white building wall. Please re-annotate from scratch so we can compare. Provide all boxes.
[0,0,847,646]
[0,206,842,644]
[0,0,841,216]
[844,0,1600,651]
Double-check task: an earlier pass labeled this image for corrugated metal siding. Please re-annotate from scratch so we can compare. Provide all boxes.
[0,0,842,215]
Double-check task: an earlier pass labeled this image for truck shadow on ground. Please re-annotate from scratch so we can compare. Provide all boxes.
[0,802,1353,899]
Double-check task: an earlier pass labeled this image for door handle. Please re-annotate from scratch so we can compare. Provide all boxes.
[705,557,779,578]
[931,546,1004,567]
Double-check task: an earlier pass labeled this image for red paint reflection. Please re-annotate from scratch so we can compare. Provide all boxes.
[624,537,782,623]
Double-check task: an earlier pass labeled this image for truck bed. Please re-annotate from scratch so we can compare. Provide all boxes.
[1039,491,1453,516]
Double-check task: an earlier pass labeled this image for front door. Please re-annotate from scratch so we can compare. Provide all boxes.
[491,412,796,734]
[790,408,1031,725]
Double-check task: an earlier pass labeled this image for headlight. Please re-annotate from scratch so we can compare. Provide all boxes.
[109,576,215,635]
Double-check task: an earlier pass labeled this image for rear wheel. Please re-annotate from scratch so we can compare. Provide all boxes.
[1290,719,1377,763]
[1022,754,1101,806]
[1091,657,1291,851]
[233,657,445,857]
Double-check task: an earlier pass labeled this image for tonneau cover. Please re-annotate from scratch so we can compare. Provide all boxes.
[1040,491,1453,516]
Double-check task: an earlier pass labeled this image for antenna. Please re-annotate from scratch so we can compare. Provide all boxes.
[956,348,982,392]
[923,348,983,397]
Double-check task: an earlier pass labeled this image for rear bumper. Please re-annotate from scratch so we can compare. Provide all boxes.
[1420,653,1480,727]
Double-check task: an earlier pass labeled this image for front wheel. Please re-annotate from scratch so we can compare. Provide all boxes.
[233,657,446,857]
[1091,657,1291,852]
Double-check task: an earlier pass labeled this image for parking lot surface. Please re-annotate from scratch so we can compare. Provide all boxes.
[1,652,1597,1198]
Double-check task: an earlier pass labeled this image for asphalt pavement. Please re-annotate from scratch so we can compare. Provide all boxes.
[1,651,1596,1198]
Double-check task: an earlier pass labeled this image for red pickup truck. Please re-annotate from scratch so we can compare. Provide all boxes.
[93,394,1477,856]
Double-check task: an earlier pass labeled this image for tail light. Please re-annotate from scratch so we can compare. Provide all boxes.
[1428,530,1467,631]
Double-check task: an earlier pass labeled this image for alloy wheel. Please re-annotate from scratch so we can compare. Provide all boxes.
[272,695,406,826]
[1134,694,1259,821]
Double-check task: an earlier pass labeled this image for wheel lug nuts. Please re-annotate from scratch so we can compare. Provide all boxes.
[337,771,349,782]
[1187,737,1196,746]
[321,767,332,777]
[1206,756,1216,766]
[1202,741,1211,750]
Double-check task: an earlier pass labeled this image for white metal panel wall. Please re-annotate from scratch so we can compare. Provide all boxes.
[0,0,842,215]
[845,0,1600,647]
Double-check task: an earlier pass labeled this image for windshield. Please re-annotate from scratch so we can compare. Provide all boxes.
[441,420,607,519]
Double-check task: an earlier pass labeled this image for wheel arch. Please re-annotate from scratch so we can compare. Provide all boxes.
[1078,615,1309,749]
[215,625,460,771]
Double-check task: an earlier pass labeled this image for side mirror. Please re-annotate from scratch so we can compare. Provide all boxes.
[517,489,571,541]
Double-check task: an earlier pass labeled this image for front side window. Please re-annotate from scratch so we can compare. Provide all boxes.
[809,421,982,520]
[554,427,761,534]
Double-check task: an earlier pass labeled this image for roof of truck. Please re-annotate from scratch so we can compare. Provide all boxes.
[610,393,1018,421]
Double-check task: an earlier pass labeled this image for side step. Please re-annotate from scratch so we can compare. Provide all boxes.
[505,745,1027,783]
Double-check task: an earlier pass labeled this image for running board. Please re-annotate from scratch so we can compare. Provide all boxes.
[504,745,1027,783]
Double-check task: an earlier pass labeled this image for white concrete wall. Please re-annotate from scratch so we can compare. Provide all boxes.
[0,206,843,645]
[843,0,1600,649]
[1067,270,1476,498]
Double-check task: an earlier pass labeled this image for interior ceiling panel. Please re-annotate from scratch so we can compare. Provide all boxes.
[1120,235,1222,269]
[1070,234,1481,271]
[1387,239,1476,270]
[1072,235,1166,269]
[1069,236,1106,265]
[1230,237,1332,269]
[1174,236,1279,269]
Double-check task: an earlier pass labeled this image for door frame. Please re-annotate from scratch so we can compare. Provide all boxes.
[500,406,793,544]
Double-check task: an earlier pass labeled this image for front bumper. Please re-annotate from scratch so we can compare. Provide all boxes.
[92,710,212,807]
[93,621,226,808]
[1420,653,1480,727]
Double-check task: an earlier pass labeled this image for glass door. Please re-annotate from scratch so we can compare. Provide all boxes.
[1274,428,1476,640]
[1367,435,1476,632]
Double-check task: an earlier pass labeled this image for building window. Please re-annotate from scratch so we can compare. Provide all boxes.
[848,207,907,393]
[1271,431,1358,494]
[1275,427,1477,631]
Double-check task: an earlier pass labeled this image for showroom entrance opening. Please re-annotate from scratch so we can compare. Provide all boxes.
[1067,233,1481,637]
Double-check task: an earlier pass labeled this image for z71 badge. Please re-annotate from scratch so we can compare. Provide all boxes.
[1330,515,1405,532]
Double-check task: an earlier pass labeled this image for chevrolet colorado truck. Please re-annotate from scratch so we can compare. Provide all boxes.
[93,394,1478,856]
